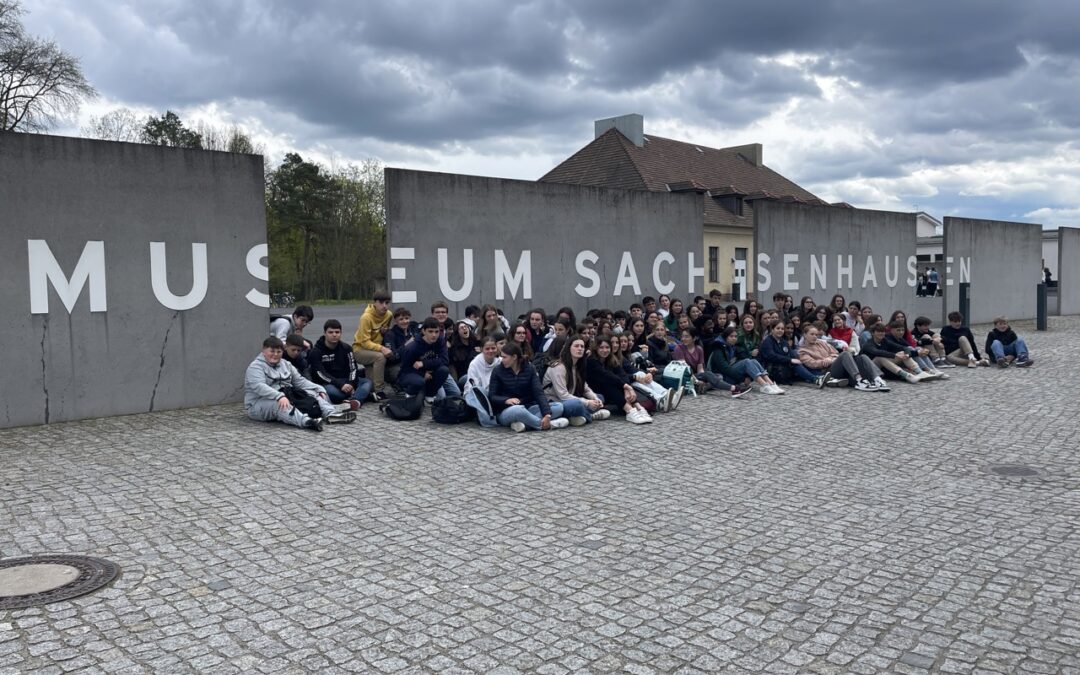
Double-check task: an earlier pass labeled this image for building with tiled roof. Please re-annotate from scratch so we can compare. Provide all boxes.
[540,114,825,296]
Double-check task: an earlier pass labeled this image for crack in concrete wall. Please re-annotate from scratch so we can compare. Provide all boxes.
[148,311,180,412]
[40,319,49,424]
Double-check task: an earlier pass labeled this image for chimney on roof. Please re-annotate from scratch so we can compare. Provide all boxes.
[595,113,644,147]
[722,142,763,167]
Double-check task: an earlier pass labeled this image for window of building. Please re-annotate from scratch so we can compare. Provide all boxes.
[734,247,747,261]
[708,247,719,283]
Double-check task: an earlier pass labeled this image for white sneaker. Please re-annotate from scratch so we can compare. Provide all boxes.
[762,384,783,395]
[661,388,674,413]
[914,371,935,381]
[670,386,684,411]
[592,409,612,420]
[873,377,891,392]
[854,379,877,392]
[569,416,587,426]
[627,409,649,424]
[637,408,654,423]
[424,396,436,404]
[510,421,526,433]
[550,417,569,429]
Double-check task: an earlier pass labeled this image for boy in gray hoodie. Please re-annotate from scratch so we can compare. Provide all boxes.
[245,337,344,431]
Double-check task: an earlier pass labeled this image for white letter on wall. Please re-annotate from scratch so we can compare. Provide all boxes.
[861,256,878,288]
[783,254,799,291]
[885,256,900,287]
[960,256,971,284]
[28,240,107,314]
[757,253,772,291]
[651,252,675,294]
[575,250,601,297]
[150,242,208,311]
[438,248,474,302]
[837,255,854,289]
[495,249,531,301]
[687,252,705,294]
[907,255,918,287]
[613,252,641,296]
[810,254,826,290]
[390,247,416,303]
[245,244,270,307]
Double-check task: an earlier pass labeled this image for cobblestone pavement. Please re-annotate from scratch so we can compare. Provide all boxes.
[2,319,1079,674]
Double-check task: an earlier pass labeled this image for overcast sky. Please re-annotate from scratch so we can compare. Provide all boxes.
[22,0,1080,228]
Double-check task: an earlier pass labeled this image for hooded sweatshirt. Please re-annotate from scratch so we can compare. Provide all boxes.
[463,352,499,396]
[308,336,361,389]
[352,304,392,352]
[243,353,324,408]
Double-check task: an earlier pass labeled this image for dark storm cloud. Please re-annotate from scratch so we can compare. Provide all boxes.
[21,0,1080,153]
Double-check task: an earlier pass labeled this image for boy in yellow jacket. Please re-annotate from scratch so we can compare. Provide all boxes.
[352,290,393,400]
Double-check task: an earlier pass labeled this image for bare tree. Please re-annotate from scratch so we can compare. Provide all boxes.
[82,107,141,142]
[0,0,96,131]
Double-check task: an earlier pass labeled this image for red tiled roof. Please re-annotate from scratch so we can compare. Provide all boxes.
[540,128,821,228]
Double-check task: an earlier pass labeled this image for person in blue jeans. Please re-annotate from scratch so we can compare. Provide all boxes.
[985,316,1034,368]
[759,319,822,385]
[397,317,451,402]
[488,342,568,432]
[707,327,785,394]
[307,320,373,410]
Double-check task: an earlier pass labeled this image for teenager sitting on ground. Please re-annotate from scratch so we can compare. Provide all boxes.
[735,314,761,361]
[308,319,374,411]
[743,299,762,321]
[722,305,740,329]
[646,320,675,367]
[760,319,823,386]
[526,308,551,355]
[541,318,573,353]
[912,316,951,367]
[244,336,346,432]
[885,317,947,379]
[489,342,569,431]
[940,312,989,368]
[541,336,609,424]
[772,292,790,321]
[463,335,503,398]
[618,333,681,412]
[657,294,671,318]
[707,327,784,395]
[798,323,888,392]
[283,334,310,378]
[985,316,1035,368]
[430,300,455,339]
[383,307,418,385]
[448,320,481,384]
[397,317,451,404]
[828,313,860,355]
[845,301,864,334]
[663,298,686,333]
[352,291,393,401]
[860,323,932,383]
[271,305,314,344]
[586,336,653,424]
[829,294,847,318]
[797,296,817,323]
[627,318,648,348]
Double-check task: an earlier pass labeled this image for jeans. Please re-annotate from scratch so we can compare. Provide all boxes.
[696,371,728,389]
[728,359,766,381]
[556,397,591,422]
[497,401,565,430]
[324,378,373,405]
[442,377,462,398]
[792,363,820,383]
[398,366,450,397]
[991,338,1028,361]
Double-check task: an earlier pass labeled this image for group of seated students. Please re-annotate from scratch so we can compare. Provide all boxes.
[246,288,1036,432]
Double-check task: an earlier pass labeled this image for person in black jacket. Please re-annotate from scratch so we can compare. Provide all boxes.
[398,317,451,403]
[940,312,989,367]
[383,307,419,385]
[307,320,373,410]
[646,321,673,367]
[488,342,567,432]
[759,320,821,385]
[985,317,1034,368]
[283,334,310,378]
[586,336,653,424]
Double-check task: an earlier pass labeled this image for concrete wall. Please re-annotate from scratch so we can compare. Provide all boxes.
[385,169,704,320]
[753,200,932,320]
[943,217,1042,324]
[1058,227,1080,316]
[0,132,268,429]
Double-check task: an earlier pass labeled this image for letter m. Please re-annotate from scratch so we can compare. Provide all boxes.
[28,240,107,314]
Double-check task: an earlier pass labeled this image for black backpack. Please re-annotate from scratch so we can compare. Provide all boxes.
[379,393,424,420]
[531,352,549,383]
[431,395,476,424]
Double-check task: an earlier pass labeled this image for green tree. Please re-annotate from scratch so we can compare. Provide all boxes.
[0,0,96,131]
[267,153,334,300]
[140,110,203,148]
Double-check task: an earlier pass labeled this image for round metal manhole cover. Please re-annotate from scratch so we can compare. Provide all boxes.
[0,555,119,610]
[988,464,1042,478]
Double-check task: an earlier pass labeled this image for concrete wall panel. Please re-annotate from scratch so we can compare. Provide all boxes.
[0,132,268,428]
[943,217,1041,324]
[1058,227,1080,316]
[385,169,704,320]
[753,201,931,321]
